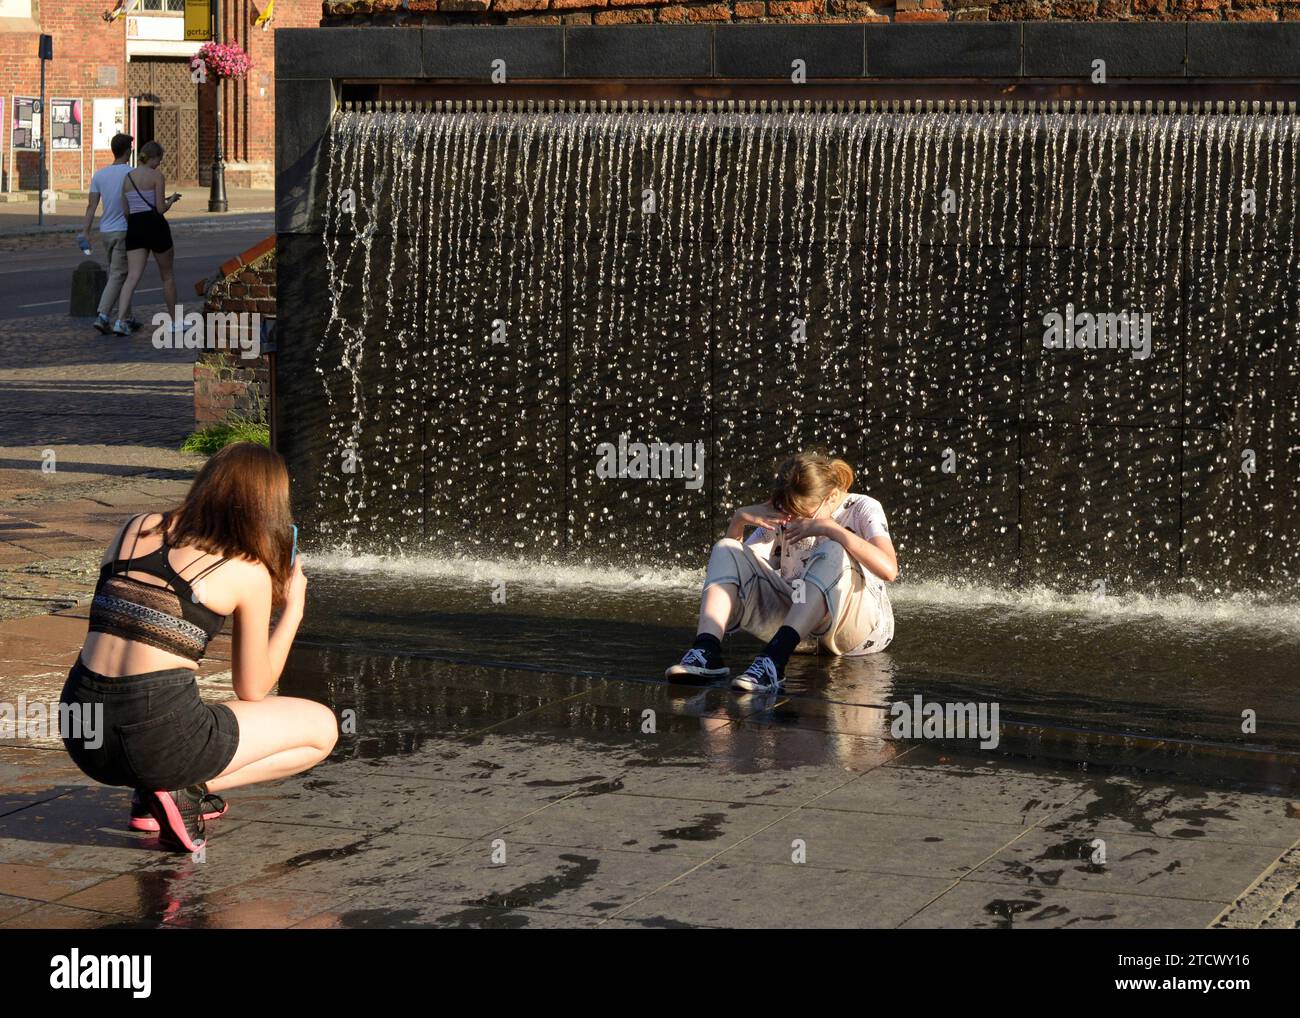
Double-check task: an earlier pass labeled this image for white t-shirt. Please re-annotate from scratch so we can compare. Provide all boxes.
[90,163,132,233]
[745,492,891,582]
[745,492,895,656]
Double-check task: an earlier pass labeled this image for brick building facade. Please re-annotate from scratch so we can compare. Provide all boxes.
[0,0,317,194]
[320,1,1300,25]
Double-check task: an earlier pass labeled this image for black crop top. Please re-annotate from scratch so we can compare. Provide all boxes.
[87,514,230,661]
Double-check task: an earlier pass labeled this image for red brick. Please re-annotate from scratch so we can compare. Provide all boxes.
[594,7,655,19]
[492,0,548,9]
[1053,0,1098,15]
[735,0,767,11]
[1227,5,1279,13]
[685,3,732,17]
[894,9,949,18]
[990,1,1051,17]
[768,0,822,14]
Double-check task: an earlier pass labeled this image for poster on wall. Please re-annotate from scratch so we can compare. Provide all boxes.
[50,98,82,151]
[184,0,211,41]
[93,98,126,150]
[12,96,39,151]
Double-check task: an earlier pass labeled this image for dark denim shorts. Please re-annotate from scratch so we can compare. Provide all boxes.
[60,658,240,791]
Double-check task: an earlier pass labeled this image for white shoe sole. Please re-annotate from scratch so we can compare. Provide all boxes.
[665,664,729,681]
[730,676,781,694]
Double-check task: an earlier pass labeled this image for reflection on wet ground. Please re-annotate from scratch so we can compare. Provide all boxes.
[2,560,1297,929]
[300,561,1300,773]
[3,645,1297,929]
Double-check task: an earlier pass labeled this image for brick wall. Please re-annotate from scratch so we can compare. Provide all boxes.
[194,235,275,427]
[0,1,321,194]
[0,3,128,190]
[197,0,321,188]
[320,0,1300,23]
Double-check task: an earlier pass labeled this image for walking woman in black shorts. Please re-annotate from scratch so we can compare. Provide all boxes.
[113,140,179,337]
[60,443,338,852]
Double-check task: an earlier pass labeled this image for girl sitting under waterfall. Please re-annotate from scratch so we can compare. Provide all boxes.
[59,443,338,852]
[666,451,898,695]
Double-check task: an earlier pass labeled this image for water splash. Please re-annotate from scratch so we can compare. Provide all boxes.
[305,102,1299,594]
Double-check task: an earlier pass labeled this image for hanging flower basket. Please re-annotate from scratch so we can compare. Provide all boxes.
[191,42,253,81]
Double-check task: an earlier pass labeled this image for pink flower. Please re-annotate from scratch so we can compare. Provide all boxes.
[191,42,253,81]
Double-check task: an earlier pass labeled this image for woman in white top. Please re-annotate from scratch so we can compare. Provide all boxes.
[114,140,181,337]
[666,451,899,695]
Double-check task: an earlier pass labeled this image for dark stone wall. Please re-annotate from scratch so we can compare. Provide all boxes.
[276,100,1299,594]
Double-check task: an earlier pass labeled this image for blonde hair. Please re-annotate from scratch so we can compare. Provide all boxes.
[771,451,854,518]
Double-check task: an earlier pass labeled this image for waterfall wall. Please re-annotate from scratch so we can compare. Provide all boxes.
[276,100,1299,592]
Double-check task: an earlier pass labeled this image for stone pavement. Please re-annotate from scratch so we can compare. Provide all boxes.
[1,636,1299,928]
[0,310,202,620]
[0,308,1298,929]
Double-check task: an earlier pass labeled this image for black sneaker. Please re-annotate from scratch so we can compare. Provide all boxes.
[126,318,144,333]
[129,789,227,832]
[731,655,784,694]
[665,645,728,682]
[142,785,209,852]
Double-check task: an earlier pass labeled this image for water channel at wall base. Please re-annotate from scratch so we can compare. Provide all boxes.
[277,550,1300,792]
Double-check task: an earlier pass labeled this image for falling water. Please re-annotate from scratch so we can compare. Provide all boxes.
[303,99,1299,596]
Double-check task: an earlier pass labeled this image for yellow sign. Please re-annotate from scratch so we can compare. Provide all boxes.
[184,0,211,42]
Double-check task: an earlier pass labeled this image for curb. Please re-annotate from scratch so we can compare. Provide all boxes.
[0,208,276,239]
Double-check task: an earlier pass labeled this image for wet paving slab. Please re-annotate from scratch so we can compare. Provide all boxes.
[0,641,1297,928]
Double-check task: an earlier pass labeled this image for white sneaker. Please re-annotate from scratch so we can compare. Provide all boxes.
[731,656,783,694]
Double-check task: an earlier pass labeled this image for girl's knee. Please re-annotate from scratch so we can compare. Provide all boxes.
[810,540,849,566]
[313,703,339,752]
[713,537,744,553]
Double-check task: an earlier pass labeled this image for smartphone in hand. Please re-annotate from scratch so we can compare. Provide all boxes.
[290,524,299,567]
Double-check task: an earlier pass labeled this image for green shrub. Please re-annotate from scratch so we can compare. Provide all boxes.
[181,421,270,455]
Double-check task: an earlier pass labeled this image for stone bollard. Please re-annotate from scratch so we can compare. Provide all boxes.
[70,259,107,317]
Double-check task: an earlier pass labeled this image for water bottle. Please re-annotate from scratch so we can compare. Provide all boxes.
[76,234,92,256]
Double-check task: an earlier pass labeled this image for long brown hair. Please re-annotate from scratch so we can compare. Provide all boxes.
[147,442,294,606]
[771,451,855,518]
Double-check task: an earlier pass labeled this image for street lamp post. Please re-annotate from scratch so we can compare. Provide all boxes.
[37,34,52,227]
[207,0,227,212]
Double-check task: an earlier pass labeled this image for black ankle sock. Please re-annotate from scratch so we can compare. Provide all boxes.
[761,626,802,672]
[692,632,722,659]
